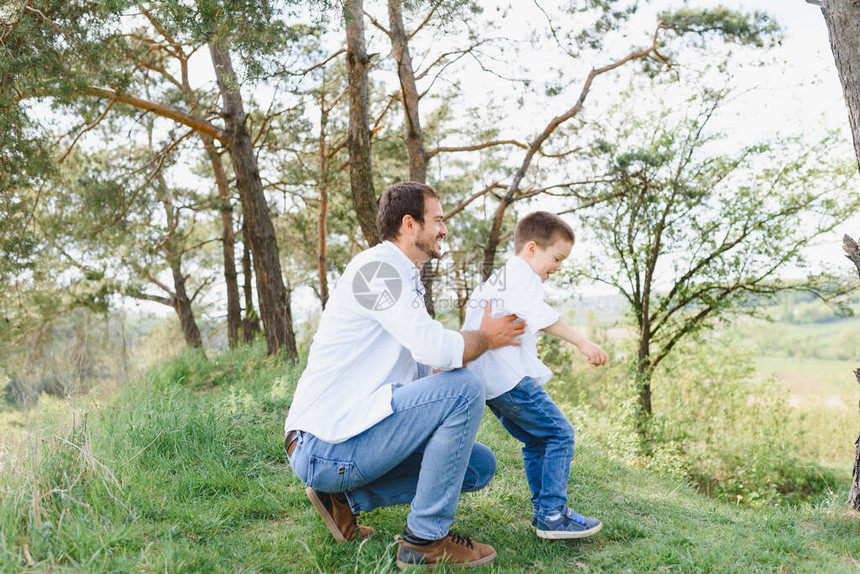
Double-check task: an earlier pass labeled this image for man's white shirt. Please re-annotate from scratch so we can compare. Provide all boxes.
[463,256,560,399]
[284,241,465,444]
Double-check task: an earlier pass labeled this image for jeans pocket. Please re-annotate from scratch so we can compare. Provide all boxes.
[307,456,364,492]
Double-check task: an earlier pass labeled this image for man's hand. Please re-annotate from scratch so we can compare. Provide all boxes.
[479,303,525,349]
[460,304,525,363]
[576,339,608,367]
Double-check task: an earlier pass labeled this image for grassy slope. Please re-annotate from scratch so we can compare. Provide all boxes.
[2,345,860,573]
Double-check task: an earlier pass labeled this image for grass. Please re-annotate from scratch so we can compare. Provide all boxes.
[2,344,860,572]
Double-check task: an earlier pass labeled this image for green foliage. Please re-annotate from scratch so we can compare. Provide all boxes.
[660,7,781,47]
[650,333,835,506]
[570,77,859,430]
[541,314,841,507]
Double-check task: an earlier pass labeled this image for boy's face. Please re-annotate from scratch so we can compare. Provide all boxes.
[521,237,573,282]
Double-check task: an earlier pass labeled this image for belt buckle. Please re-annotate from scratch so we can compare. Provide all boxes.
[285,430,300,456]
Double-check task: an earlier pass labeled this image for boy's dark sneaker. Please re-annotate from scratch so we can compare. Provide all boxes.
[534,509,602,539]
[306,487,374,543]
[395,531,496,569]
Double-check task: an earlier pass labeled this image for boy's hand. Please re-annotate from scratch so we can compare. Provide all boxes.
[576,339,608,367]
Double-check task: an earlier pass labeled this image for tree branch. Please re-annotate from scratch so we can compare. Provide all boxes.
[409,5,438,40]
[291,48,347,77]
[128,291,175,307]
[59,100,115,163]
[191,275,215,302]
[366,11,393,39]
[145,272,175,297]
[426,139,527,159]
[82,87,225,142]
[443,182,506,220]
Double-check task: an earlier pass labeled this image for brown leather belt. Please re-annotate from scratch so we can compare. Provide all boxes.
[285,430,300,457]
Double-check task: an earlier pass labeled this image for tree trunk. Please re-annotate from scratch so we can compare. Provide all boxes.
[241,218,261,344]
[202,137,241,347]
[345,0,380,246]
[152,154,204,354]
[208,40,297,359]
[844,234,860,509]
[820,0,860,173]
[387,0,435,314]
[318,89,330,309]
[850,369,860,510]
[171,259,204,349]
[178,51,241,348]
[388,0,427,183]
[636,341,653,418]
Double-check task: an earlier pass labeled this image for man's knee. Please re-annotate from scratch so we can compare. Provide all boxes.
[437,368,485,404]
[463,442,496,492]
[457,368,485,402]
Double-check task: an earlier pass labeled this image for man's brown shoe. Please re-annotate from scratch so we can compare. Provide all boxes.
[395,531,496,570]
[305,487,374,543]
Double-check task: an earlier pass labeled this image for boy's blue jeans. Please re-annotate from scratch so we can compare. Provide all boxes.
[286,368,496,540]
[486,376,575,520]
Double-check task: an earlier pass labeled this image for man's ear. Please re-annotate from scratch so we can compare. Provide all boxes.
[400,214,416,236]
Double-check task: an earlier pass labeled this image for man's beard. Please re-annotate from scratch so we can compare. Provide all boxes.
[415,235,442,260]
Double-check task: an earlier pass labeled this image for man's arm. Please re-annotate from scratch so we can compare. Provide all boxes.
[460,304,525,363]
[542,320,608,366]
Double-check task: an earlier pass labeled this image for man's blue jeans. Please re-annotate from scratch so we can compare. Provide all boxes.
[486,376,575,520]
[287,369,496,540]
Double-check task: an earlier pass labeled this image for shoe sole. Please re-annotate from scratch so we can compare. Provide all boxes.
[396,548,497,570]
[535,521,602,540]
[306,487,349,543]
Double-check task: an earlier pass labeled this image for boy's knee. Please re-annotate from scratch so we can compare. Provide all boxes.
[563,420,575,443]
[463,442,496,492]
[554,419,576,455]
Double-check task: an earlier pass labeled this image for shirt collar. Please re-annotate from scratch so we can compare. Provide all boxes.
[381,241,425,296]
[510,255,539,278]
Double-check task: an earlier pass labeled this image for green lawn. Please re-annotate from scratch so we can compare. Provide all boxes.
[3,345,860,572]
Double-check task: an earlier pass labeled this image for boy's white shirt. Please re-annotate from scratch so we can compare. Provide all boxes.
[463,256,560,399]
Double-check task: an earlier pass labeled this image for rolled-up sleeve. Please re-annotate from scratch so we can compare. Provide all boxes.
[365,271,464,369]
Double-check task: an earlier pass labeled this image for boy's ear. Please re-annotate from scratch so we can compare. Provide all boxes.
[524,240,537,256]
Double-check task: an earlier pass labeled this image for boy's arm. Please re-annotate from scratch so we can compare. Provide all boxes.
[542,320,608,367]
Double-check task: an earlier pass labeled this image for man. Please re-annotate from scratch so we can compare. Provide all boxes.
[284,181,524,569]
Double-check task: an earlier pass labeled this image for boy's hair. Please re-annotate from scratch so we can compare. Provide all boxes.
[514,211,575,253]
[377,181,442,241]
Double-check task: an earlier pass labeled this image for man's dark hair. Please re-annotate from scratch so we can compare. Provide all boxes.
[376,181,442,241]
[514,211,575,253]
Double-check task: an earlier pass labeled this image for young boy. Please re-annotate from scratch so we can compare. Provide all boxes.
[463,211,608,539]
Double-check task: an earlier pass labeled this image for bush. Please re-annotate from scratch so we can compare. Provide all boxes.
[542,326,837,506]
[650,332,835,505]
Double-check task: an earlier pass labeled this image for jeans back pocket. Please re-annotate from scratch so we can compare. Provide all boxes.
[307,456,364,492]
